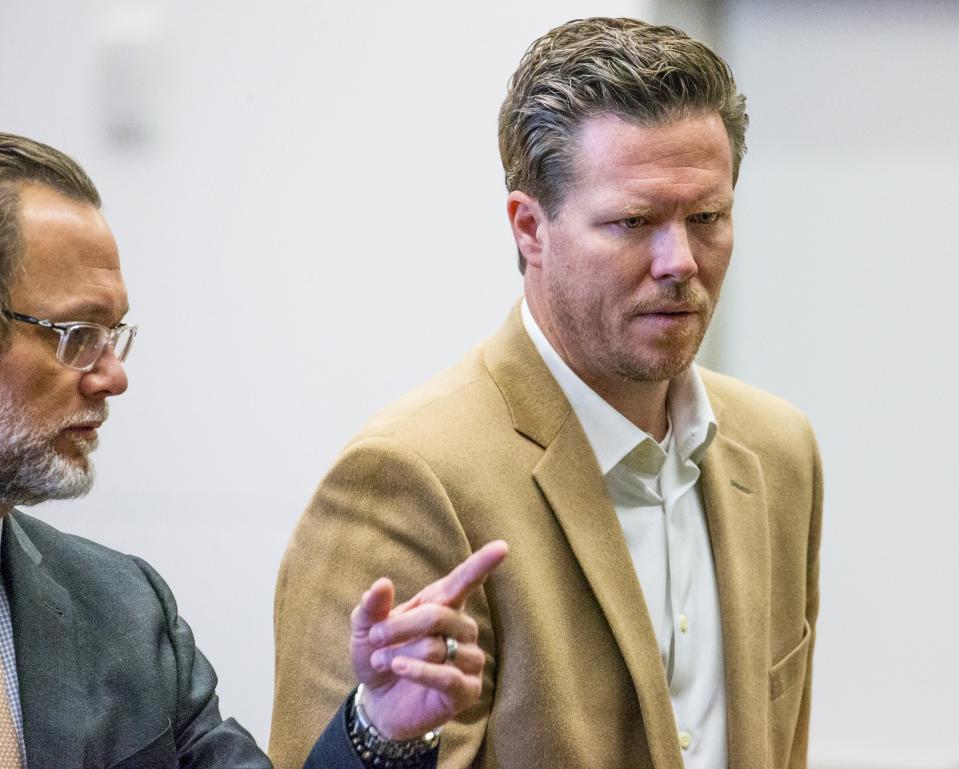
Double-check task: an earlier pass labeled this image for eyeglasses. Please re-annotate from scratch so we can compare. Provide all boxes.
[3,310,138,372]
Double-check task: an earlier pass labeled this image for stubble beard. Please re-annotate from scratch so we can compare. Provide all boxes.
[0,386,105,508]
[555,281,718,384]
[614,282,715,381]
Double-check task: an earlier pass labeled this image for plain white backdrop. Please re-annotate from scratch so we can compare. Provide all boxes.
[721,3,959,767]
[1,1,957,766]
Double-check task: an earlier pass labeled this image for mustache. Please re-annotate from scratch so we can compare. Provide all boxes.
[629,283,711,314]
[56,403,109,432]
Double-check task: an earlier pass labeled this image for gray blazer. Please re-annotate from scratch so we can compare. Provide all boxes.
[2,511,362,769]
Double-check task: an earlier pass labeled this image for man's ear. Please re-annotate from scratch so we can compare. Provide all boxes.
[506,191,549,269]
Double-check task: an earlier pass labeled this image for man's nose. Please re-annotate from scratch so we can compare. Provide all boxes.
[79,346,128,398]
[649,222,698,282]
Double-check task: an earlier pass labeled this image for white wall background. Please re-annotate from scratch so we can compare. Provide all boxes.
[713,2,959,767]
[0,0,648,751]
[2,1,957,766]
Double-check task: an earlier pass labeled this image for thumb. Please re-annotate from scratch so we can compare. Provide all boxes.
[351,577,395,637]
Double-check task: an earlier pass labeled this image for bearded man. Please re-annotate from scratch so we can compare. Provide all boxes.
[271,17,822,769]
[0,133,505,769]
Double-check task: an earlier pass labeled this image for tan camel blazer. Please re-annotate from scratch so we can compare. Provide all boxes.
[270,305,822,769]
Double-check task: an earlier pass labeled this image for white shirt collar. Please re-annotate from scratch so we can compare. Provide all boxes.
[521,298,717,475]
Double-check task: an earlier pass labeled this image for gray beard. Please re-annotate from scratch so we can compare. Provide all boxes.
[0,390,103,508]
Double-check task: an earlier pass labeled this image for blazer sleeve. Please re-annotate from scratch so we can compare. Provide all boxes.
[132,557,412,769]
[131,556,273,769]
[300,699,356,769]
[269,436,494,769]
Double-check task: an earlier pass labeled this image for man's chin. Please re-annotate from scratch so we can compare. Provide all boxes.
[30,453,96,502]
[2,448,97,507]
[614,343,701,383]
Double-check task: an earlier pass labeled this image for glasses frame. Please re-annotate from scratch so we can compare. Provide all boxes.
[3,309,137,372]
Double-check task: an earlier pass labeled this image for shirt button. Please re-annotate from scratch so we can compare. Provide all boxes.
[679,614,690,633]
[678,731,692,750]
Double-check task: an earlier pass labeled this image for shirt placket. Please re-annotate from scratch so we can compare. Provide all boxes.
[662,445,702,760]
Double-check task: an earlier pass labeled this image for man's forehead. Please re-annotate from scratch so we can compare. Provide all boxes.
[13,183,126,321]
[18,183,115,251]
[565,112,734,201]
[573,112,732,167]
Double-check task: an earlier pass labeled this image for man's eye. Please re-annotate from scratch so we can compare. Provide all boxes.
[620,216,645,229]
[689,211,720,224]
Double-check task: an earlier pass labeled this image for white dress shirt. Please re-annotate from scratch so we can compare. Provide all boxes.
[521,300,727,768]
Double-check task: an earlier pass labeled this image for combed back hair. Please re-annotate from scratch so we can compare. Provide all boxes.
[0,133,101,348]
[498,17,748,273]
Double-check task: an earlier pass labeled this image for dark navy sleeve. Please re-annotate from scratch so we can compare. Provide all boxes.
[301,698,363,769]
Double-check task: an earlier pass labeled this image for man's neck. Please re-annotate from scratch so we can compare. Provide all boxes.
[0,504,11,519]
[524,294,671,440]
[577,370,670,442]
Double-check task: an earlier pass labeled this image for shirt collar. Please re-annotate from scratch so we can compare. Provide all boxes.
[521,298,717,474]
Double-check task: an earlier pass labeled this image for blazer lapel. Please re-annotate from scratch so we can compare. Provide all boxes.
[3,513,87,768]
[534,422,684,769]
[486,304,684,769]
[699,414,771,769]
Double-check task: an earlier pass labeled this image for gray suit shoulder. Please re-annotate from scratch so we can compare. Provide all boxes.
[10,510,175,612]
[7,511,275,769]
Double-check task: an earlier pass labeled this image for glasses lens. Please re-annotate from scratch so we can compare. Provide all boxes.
[113,326,136,362]
[61,325,107,370]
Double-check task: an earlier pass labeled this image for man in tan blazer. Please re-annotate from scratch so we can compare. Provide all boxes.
[271,18,821,769]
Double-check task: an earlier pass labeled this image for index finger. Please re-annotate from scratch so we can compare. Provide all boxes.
[398,540,508,612]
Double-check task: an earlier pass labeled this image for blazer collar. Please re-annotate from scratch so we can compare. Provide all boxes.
[483,302,571,448]
[3,512,87,768]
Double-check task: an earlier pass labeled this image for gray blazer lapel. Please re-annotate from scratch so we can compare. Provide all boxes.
[3,514,87,768]
[699,431,771,769]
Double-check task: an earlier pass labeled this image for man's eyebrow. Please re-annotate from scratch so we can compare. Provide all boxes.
[52,301,129,324]
[699,195,734,210]
[618,195,734,217]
